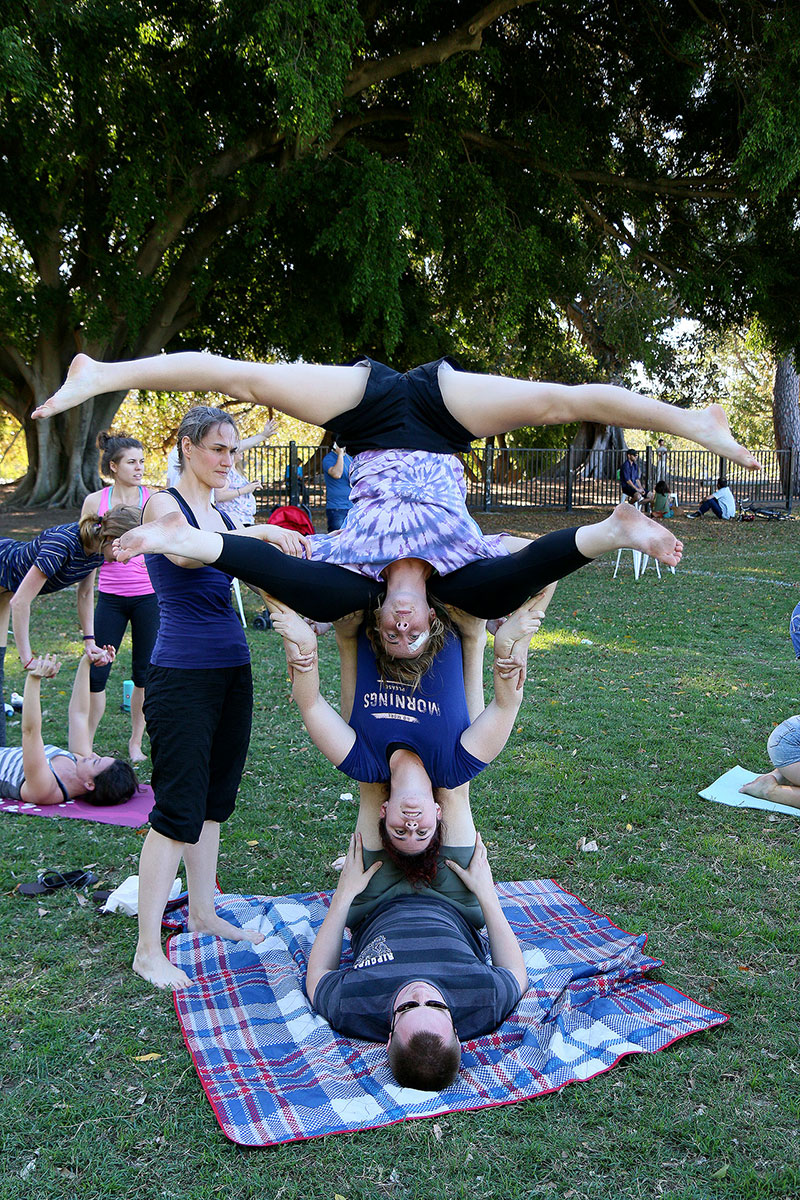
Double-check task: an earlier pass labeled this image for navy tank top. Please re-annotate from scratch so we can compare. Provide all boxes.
[145,490,250,669]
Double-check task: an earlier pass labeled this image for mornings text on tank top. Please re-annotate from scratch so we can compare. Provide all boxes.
[146,489,249,669]
[97,484,154,595]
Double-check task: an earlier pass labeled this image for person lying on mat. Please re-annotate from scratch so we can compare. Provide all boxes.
[266,595,545,866]
[305,806,528,1091]
[38,349,738,670]
[0,651,137,806]
[738,715,800,810]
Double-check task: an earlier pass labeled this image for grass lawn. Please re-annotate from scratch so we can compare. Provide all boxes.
[1,510,798,1200]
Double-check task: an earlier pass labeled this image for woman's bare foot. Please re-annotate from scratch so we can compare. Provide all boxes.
[739,772,780,801]
[187,911,266,944]
[32,353,105,420]
[133,945,193,990]
[689,404,761,471]
[114,511,192,561]
[494,595,547,660]
[591,503,684,566]
[128,740,147,763]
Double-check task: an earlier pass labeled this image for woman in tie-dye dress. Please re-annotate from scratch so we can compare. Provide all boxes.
[41,352,729,673]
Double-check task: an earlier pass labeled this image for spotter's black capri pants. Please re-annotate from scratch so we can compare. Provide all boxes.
[214,526,590,622]
[89,591,160,692]
[144,663,253,844]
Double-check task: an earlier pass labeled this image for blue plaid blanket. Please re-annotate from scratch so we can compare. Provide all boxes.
[167,880,727,1146]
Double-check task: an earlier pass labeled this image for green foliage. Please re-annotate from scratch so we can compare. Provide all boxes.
[1,513,799,1196]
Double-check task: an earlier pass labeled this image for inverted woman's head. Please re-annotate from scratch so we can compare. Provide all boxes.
[378,773,443,884]
[365,598,452,683]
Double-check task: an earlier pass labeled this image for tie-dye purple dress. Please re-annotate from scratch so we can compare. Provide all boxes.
[306,449,508,580]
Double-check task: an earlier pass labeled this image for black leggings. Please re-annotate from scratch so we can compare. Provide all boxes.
[215,527,590,621]
[89,591,160,691]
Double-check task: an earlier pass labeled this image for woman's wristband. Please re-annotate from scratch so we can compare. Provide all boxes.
[82,634,94,640]
[23,656,34,669]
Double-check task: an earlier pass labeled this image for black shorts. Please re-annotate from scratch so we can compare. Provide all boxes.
[327,357,475,456]
[145,663,253,844]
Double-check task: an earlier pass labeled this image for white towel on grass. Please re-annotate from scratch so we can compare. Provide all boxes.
[699,766,800,818]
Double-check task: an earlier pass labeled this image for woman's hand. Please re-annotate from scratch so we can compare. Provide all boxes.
[87,643,116,668]
[260,525,311,558]
[266,596,318,660]
[26,653,61,680]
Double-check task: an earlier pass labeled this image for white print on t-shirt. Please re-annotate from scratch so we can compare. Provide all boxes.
[372,713,418,723]
[362,692,441,716]
[353,935,395,969]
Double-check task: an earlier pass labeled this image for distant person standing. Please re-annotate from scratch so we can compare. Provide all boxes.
[656,437,670,482]
[215,419,278,527]
[322,442,354,531]
[790,600,800,660]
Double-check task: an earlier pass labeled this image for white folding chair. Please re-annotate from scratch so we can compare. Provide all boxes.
[231,577,247,627]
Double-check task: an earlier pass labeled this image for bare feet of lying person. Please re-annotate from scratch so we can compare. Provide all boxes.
[738,771,800,809]
[133,946,194,991]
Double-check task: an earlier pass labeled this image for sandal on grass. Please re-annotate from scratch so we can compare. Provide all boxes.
[18,869,99,896]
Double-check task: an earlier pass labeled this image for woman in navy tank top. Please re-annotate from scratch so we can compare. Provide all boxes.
[133,406,308,991]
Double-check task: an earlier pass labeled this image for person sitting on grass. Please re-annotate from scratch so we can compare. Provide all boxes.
[0,650,138,806]
[738,716,800,810]
[686,477,736,520]
[306,823,528,1091]
[646,479,674,521]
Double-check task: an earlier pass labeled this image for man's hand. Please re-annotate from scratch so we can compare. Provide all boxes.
[445,833,496,906]
[335,832,382,902]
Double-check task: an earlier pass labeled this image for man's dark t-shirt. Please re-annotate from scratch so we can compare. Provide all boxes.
[312,894,522,1042]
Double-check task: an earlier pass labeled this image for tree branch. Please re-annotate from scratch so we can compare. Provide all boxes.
[344,0,539,97]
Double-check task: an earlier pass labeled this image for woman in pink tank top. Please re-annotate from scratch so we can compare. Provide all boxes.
[79,432,159,762]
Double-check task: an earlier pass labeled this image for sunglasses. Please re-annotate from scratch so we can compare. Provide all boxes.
[390,999,456,1036]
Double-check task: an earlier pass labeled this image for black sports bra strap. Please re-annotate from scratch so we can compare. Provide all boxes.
[157,488,236,532]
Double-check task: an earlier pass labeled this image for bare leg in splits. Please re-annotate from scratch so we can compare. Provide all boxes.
[35,352,759,470]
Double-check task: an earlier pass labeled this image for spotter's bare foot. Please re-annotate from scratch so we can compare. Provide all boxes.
[188,912,265,945]
[691,404,761,471]
[739,772,780,801]
[608,503,683,566]
[128,741,147,764]
[133,946,193,990]
[33,353,104,420]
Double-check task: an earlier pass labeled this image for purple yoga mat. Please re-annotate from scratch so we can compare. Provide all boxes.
[0,782,153,828]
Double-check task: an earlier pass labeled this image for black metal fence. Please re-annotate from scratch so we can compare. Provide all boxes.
[243,442,799,515]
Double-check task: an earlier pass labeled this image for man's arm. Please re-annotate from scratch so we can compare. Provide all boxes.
[326,445,345,479]
[446,833,527,992]
[9,565,49,668]
[306,832,382,1003]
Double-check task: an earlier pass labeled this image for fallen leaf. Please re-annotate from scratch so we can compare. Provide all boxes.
[246,840,259,846]
[37,907,49,917]
[626,823,633,832]
[134,1052,161,1062]
[710,1165,729,1179]
[576,837,598,853]
[432,1123,444,1141]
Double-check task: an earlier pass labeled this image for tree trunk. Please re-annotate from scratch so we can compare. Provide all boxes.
[11,382,128,508]
[772,354,800,497]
